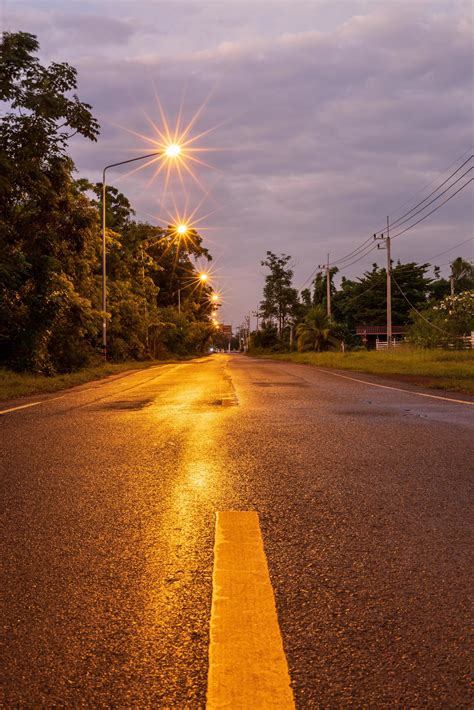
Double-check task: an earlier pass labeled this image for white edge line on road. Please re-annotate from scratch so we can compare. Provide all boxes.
[0,395,65,416]
[0,362,184,416]
[0,401,43,415]
[312,367,474,406]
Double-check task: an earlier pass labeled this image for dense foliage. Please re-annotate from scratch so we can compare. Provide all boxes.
[0,32,216,373]
[253,250,473,352]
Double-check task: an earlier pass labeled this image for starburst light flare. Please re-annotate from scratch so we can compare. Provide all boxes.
[115,88,225,200]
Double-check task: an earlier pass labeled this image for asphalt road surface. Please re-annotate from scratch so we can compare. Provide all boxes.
[1,354,472,708]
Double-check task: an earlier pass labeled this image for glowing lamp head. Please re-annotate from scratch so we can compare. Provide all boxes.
[176,224,188,235]
[211,293,219,303]
[164,143,182,158]
[199,273,208,282]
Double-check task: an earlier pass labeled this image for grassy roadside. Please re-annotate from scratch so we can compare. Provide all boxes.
[248,348,474,395]
[0,359,188,402]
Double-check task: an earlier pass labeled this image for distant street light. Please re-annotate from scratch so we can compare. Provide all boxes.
[101,145,182,358]
[199,272,209,282]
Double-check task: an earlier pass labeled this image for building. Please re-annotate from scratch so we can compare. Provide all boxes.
[356,325,406,349]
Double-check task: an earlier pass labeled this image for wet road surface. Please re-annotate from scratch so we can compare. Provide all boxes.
[1,354,472,708]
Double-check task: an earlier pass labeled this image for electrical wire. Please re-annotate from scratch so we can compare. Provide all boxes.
[337,243,379,270]
[298,241,379,291]
[328,235,375,267]
[298,150,473,290]
[389,157,473,229]
[328,151,473,268]
[338,278,381,306]
[391,178,473,240]
[388,146,473,218]
[392,276,453,335]
[422,237,473,264]
[388,167,473,232]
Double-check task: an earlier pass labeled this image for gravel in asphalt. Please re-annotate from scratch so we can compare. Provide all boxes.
[1,355,472,708]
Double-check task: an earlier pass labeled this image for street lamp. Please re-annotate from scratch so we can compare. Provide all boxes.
[168,224,190,313]
[199,272,209,283]
[101,146,181,358]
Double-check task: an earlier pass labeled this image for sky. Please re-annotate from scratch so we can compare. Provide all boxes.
[2,0,473,328]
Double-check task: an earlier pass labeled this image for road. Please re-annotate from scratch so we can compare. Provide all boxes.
[1,354,472,708]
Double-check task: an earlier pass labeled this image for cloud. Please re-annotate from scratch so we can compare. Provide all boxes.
[53,14,135,45]
[7,0,472,326]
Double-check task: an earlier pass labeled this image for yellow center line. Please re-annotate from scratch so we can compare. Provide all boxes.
[207,511,295,709]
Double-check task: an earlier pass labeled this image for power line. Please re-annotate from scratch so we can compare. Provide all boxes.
[388,146,474,218]
[329,236,375,267]
[298,150,473,290]
[391,178,473,240]
[338,278,381,306]
[388,166,473,232]
[337,243,379,271]
[392,276,452,335]
[389,156,472,228]
[328,151,473,268]
[422,236,473,264]
[298,241,379,290]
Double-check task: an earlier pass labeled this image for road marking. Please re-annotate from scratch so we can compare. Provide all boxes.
[207,511,294,709]
[0,401,43,415]
[0,364,182,416]
[0,395,65,416]
[312,367,474,406]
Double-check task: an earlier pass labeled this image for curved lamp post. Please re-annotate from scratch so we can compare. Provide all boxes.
[101,146,181,358]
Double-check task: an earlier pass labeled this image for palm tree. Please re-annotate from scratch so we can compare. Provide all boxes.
[450,257,474,293]
[296,306,337,352]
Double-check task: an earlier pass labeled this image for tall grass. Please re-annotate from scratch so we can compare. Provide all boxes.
[250,347,474,393]
[0,361,159,401]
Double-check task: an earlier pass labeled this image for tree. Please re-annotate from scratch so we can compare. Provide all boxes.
[334,261,432,329]
[450,257,474,293]
[310,267,338,311]
[0,32,100,372]
[428,265,451,302]
[296,306,338,352]
[408,291,474,347]
[0,32,218,370]
[260,252,299,337]
[250,321,279,350]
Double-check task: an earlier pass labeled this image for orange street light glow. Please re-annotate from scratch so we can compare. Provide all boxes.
[211,293,219,302]
[165,143,182,158]
[116,89,226,196]
[176,224,188,235]
[199,273,209,282]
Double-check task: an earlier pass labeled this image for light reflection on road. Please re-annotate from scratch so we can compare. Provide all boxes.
[141,360,235,643]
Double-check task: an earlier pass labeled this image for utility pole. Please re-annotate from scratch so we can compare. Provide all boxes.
[326,253,331,318]
[374,217,392,347]
[317,255,331,318]
[386,216,392,347]
[141,245,149,353]
[252,309,261,330]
